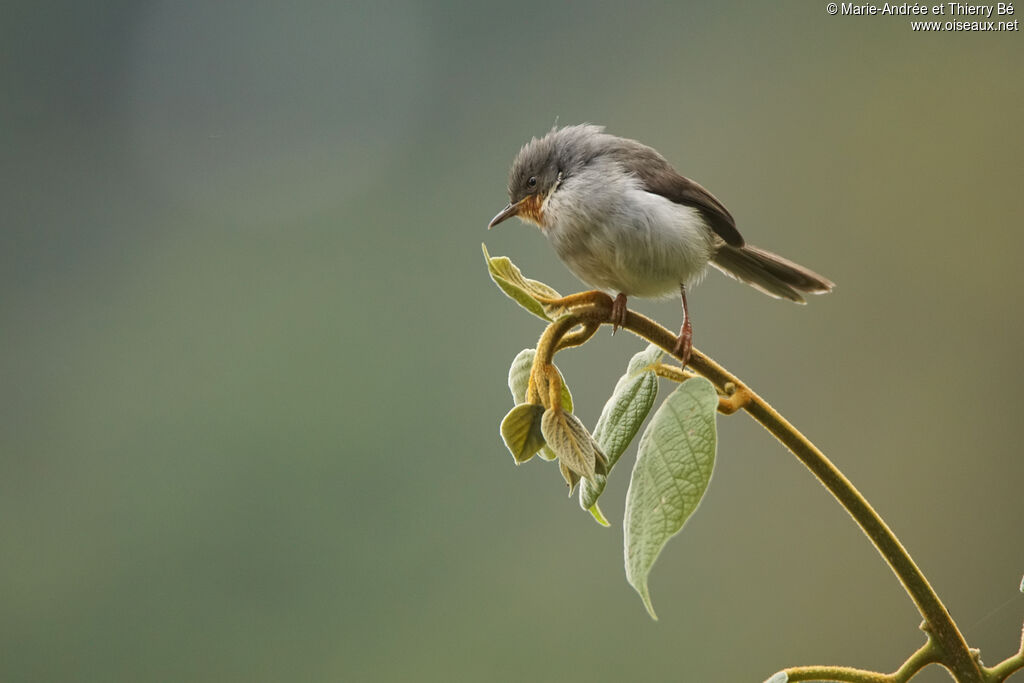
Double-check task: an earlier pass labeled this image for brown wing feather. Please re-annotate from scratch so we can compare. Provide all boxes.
[607,140,745,248]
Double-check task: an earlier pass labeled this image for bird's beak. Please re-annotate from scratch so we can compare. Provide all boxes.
[488,200,521,229]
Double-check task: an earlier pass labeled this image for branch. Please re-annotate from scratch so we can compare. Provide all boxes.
[783,666,890,682]
[532,296,984,682]
[785,637,941,682]
[984,623,1024,681]
[654,363,750,414]
[986,653,1024,682]
[556,321,600,352]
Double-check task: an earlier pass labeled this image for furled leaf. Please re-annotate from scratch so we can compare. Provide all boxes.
[508,349,572,461]
[500,403,546,464]
[541,408,606,483]
[482,244,566,320]
[624,377,718,619]
[579,344,662,512]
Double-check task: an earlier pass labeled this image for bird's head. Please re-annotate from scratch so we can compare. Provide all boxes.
[488,124,604,230]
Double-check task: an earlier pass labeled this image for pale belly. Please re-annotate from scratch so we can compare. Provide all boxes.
[545,186,714,298]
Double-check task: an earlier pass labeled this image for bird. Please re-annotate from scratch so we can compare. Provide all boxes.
[487,124,834,365]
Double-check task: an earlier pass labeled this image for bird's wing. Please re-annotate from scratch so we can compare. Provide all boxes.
[610,143,745,247]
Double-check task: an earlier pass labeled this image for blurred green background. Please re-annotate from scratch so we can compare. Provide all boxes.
[3,2,1022,681]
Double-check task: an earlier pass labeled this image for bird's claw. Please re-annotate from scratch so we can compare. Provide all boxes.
[610,293,628,335]
[672,320,693,368]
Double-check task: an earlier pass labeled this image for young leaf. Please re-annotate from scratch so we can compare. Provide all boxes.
[508,349,573,461]
[579,344,662,511]
[508,349,535,404]
[541,408,605,483]
[507,349,573,412]
[558,459,581,493]
[500,403,546,464]
[482,244,565,320]
[587,503,611,527]
[624,377,718,619]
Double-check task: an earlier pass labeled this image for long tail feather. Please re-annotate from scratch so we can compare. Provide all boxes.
[711,244,834,304]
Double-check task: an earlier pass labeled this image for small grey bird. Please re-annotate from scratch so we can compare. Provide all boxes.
[488,124,834,364]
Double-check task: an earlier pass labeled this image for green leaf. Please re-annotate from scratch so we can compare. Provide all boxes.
[541,408,606,484]
[579,344,662,512]
[508,348,573,412]
[624,377,718,619]
[508,349,535,404]
[587,503,611,527]
[482,244,565,321]
[500,403,546,464]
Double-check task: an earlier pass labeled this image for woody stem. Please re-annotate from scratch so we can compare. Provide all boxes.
[537,302,983,683]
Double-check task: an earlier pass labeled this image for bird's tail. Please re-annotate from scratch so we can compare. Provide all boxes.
[710,244,834,303]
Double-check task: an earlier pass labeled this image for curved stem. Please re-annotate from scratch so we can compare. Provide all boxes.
[652,362,694,383]
[890,638,943,681]
[783,666,891,682]
[985,629,1024,683]
[985,653,1024,682]
[539,303,983,683]
[785,638,941,682]
[556,321,601,352]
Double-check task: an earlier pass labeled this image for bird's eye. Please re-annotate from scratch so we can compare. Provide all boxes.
[527,176,537,188]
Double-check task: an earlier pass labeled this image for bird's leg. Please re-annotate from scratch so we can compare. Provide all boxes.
[672,284,693,367]
[610,292,628,335]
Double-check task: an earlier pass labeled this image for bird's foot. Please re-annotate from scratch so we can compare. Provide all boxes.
[610,293,628,335]
[672,320,693,367]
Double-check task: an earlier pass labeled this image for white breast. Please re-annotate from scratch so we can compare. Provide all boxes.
[543,161,714,298]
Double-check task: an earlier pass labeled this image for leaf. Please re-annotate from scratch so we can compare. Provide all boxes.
[624,377,718,619]
[594,343,662,466]
[587,503,610,527]
[558,460,581,494]
[579,344,662,512]
[500,403,546,464]
[537,447,559,463]
[508,349,535,404]
[508,349,573,461]
[541,408,606,483]
[508,348,573,412]
[482,244,565,320]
